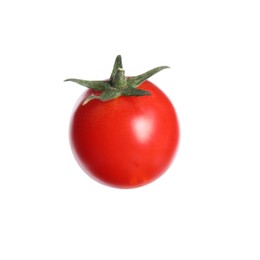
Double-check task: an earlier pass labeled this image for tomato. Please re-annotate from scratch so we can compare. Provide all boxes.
[66,56,179,188]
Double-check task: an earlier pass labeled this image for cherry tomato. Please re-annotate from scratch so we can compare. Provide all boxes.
[66,56,179,188]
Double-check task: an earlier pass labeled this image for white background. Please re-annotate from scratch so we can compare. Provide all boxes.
[0,0,260,259]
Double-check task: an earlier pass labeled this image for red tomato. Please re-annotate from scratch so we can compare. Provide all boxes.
[70,80,179,188]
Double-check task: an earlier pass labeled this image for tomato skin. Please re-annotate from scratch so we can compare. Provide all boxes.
[70,80,179,188]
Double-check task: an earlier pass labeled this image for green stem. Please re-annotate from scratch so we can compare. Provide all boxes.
[112,68,127,89]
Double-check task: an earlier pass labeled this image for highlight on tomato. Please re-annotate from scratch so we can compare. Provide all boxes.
[65,55,179,189]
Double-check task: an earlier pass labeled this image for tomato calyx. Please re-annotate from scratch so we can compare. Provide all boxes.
[64,55,169,105]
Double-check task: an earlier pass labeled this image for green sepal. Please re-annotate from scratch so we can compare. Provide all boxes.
[122,88,151,97]
[99,89,122,101]
[82,94,100,105]
[82,89,122,105]
[127,66,169,88]
[65,55,169,105]
[64,78,111,91]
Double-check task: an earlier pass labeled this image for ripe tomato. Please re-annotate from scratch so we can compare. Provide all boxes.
[66,56,179,188]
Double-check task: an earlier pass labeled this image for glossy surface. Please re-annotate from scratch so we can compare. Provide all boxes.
[70,80,179,188]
